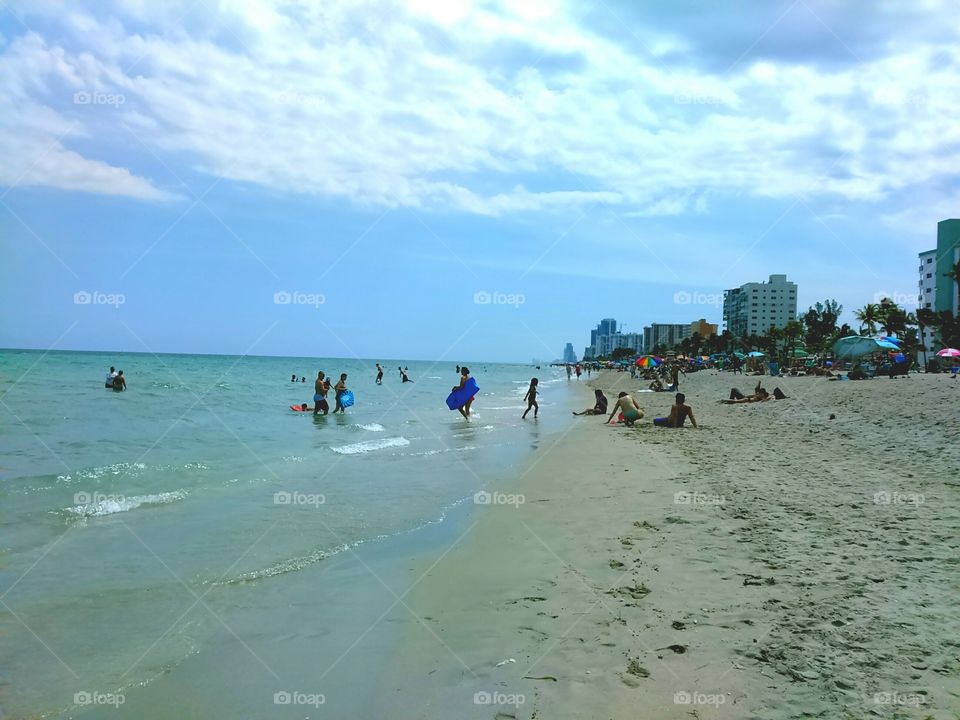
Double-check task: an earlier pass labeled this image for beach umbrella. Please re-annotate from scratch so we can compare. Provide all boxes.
[732,351,747,359]
[747,351,765,358]
[936,348,960,358]
[635,355,660,369]
[833,335,896,358]
[878,336,903,346]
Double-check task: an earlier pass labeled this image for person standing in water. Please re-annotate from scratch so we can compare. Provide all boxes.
[375,363,384,385]
[522,378,539,419]
[112,370,127,391]
[314,371,330,415]
[400,366,412,383]
[334,373,348,413]
[566,365,572,380]
[105,366,117,388]
[454,366,475,419]
[575,364,582,380]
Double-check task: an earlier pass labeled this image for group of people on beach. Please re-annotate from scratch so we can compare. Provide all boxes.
[104,366,126,391]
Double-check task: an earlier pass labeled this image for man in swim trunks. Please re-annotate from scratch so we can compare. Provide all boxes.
[314,371,330,415]
[654,393,698,428]
[105,366,117,388]
[606,392,643,426]
[376,363,384,385]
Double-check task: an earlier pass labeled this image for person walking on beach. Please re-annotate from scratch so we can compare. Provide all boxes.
[334,373,348,413]
[667,362,683,392]
[606,392,642,426]
[105,366,117,388]
[314,371,330,415]
[653,393,698,428]
[375,363,384,385]
[522,378,539,419]
[566,365,572,380]
[575,364,582,380]
[112,370,127,391]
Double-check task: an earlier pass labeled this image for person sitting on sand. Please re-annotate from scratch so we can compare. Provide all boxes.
[606,392,643,426]
[649,378,665,392]
[573,389,608,416]
[654,393,698,428]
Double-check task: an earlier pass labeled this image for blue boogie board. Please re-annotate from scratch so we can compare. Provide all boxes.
[339,390,355,408]
[446,377,479,410]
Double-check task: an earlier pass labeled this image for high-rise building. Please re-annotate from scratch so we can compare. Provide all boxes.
[723,274,798,337]
[934,220,960,316]
[562,343,577,364]
[585,318,618,358]
[642,324,691,354]
[689,318,718,339]
[918,248,938,357]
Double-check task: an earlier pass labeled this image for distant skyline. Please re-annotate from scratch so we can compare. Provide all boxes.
[2,1,957,362]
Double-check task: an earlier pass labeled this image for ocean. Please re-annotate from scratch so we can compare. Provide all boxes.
[0,350,580,718]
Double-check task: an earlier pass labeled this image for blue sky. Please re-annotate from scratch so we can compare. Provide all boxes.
[1,0,956,362]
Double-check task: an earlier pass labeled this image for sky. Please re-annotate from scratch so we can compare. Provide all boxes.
[1,0,957,362]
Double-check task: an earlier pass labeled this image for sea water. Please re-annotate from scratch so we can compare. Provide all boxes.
[0,350,579,718]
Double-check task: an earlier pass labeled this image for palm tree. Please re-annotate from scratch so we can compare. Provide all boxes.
[854,304,881,335]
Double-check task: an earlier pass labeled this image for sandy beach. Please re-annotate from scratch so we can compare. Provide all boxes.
[378,370,960,719]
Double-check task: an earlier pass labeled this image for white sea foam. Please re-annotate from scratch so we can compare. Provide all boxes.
[355,423,385,432]
[66,490,188,517]
[331,437,410,455]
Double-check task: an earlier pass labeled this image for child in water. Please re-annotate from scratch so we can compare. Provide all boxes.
[522,378,539,419]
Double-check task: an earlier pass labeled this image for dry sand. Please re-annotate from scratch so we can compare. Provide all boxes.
[377,370,960,719]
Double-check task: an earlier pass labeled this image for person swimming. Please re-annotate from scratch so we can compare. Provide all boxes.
[653,393,698,428]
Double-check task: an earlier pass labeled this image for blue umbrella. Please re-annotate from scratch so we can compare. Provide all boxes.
[747,351,765,357]
[833,335,897,358]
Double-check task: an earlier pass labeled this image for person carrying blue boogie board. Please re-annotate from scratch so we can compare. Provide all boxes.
[447,366,478,419]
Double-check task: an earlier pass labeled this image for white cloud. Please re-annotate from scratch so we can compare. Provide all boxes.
[0,32,172,200]
[1,0,958,214]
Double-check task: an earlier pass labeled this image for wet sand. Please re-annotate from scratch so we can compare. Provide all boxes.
[377,369,960,719]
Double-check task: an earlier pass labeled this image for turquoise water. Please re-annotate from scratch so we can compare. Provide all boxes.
[0,350,576,718]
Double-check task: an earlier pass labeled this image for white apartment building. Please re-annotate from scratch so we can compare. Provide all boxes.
[723,274,798,337]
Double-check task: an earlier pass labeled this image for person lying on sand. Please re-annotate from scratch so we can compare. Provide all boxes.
[606,392,643,426]
[649,378,665,392]
[722,385,787,403]
[653,393,698,428]
[573,389,608,415]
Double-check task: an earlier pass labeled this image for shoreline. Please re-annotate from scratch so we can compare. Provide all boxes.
[377,370,960,719]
